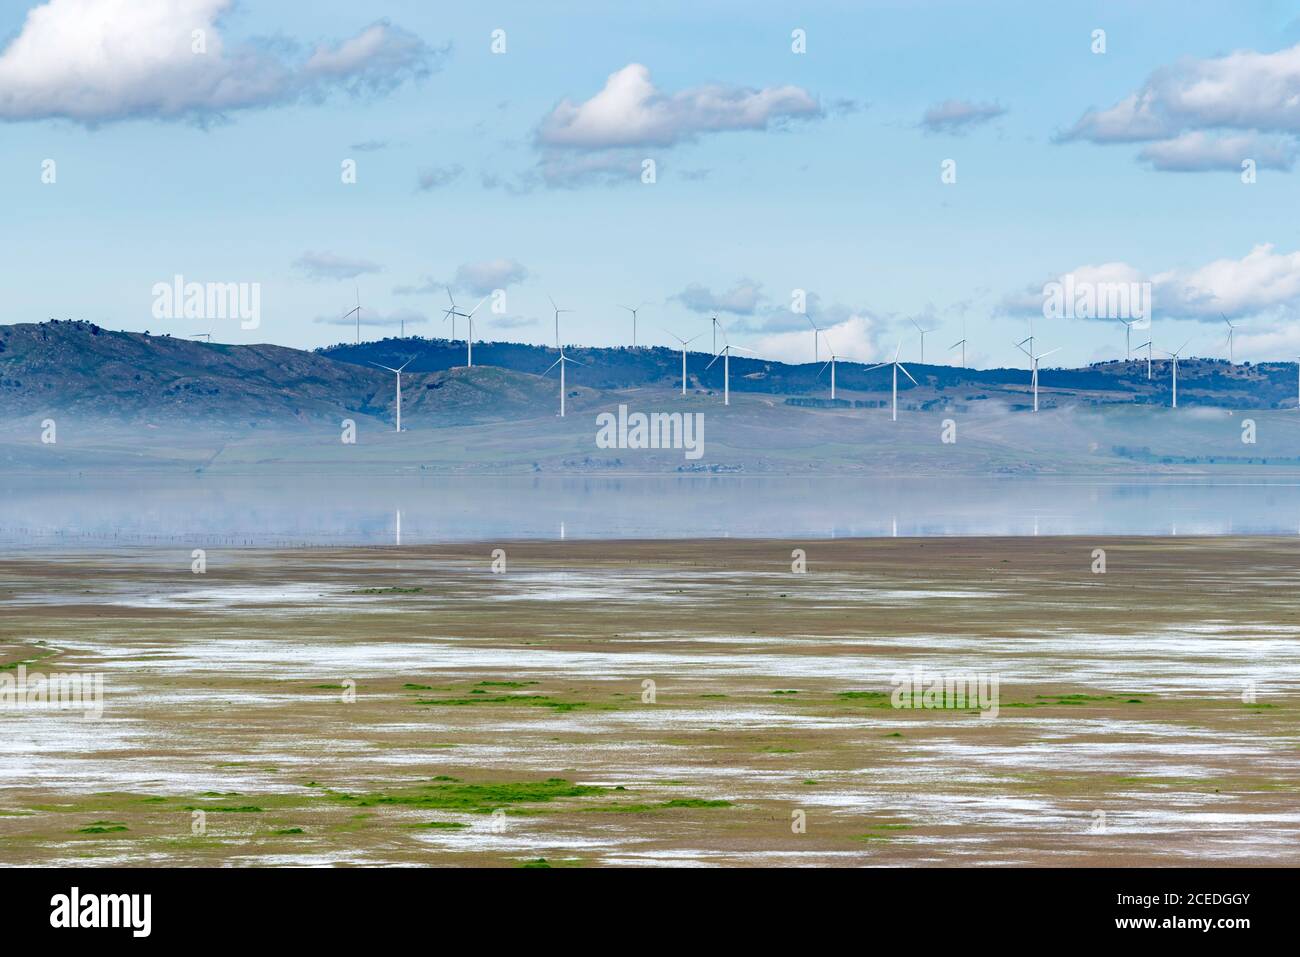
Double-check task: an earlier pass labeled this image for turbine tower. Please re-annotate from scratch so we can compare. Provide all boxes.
[1222,314,1238,363]
[619,302,648,348]
[1117,317,1142,360]
[817,350,855,401]
[950,336,967,368]
[1134,339,1153,380]
[910,318,937,364]
[548,295,573,349]
[807,314,822,362]
[864,341,917,421]
[341,287,363,345]
[542,348,585,417]
[371,357,415,432]
[665,330,701,395]
[704,327,754,406]
[1163,340,1192,408]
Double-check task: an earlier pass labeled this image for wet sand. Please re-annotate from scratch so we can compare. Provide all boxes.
[1,537,1296,867]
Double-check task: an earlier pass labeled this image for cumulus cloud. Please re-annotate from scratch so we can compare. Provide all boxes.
[294,251,383,281]
[1059,42,1300,170]
[450,259,529,296]
[920,99,1006,135]
[1004,245,1300,321]
[0,0,439,125]
[537,63,821,149]
[517,63,821,189]
[1137,131,1296,171]
[751,313,887,366]
[671,278,765,316]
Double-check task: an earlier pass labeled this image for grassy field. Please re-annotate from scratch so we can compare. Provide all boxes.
[0,536,1296,866]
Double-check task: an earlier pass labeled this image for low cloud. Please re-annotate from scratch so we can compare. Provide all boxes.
[671,278,765,316]
[0,1,441,125]
[920,99,1006,135]
[314,307,427,328]
[294,251,383,281]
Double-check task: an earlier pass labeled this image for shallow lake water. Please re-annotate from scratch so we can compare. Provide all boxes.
[4,474,1300,547]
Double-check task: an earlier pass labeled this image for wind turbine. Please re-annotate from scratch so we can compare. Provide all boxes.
[548,295,573,349]
[706,314,722,355]
[910,318,936,364]
[443,290,468,342]
[864,341,917,421]
[1116,317,1143,360]
[1295,357,1300,409]
[664,330,701,395]
[807,314,822,362]
[1222,314,1238,363]
[817,350,856,401]
[457,296,488,367]
[1163,340,1192,408]
[191,332,212,342]
[704,327,754,406]
[1133,339,1153,379]
[542,348,585,417]
[619,302,648,348]
[950,336,967,368]
[341,287,363,345]
[1018,344,1060,413]
[370,356,415,432]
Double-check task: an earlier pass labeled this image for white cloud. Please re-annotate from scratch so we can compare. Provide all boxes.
[1005,245,1300,321]
[294,251,383,281]
[0,0,436,124]
[416,164,464,190]
[751,313,886,366]
[672,278,765,316]
[537,63,821,149]
[1137,131,1297,171]
[451,259,529,296]
[1060,42,1300,169]
[920,99,1006,135]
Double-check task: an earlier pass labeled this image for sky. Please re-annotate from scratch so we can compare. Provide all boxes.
[3,0,1300,369]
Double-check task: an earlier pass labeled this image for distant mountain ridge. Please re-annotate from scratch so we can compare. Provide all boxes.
[1,320,1297,430]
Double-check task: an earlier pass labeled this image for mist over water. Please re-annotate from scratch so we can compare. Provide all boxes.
[3,475,1300,547]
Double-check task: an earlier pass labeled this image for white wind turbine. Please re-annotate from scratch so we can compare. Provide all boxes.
[1025,345,1060,413]
[1222,314,1239,363]
[1163,339,1191,408]
[1134,339,1153,379]
[456,296,488,367]
[950,336,967,368]
[705,328,754,406]
[664,330,701,395]
[706,314,722,355]
[807,314,822,362]
[1116,316,1143,360]
[817,348,856,401]
[191,332,212,342]
[910,318,937,364]
[371,356,415,432]
[341,286,363,345]
[548,295,573,349]
[864,341,917,421]
[619,302,648,348]
[542,348,585,417]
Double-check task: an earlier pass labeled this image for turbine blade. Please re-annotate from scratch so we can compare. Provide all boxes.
[898,363,919,385]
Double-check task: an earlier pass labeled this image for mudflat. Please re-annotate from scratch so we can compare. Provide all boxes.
[1,536,1296,867]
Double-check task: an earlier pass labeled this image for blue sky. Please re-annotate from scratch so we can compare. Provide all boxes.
[3,0,1300,368]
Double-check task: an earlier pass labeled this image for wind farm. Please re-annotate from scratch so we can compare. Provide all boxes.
[3,0,1300,899]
